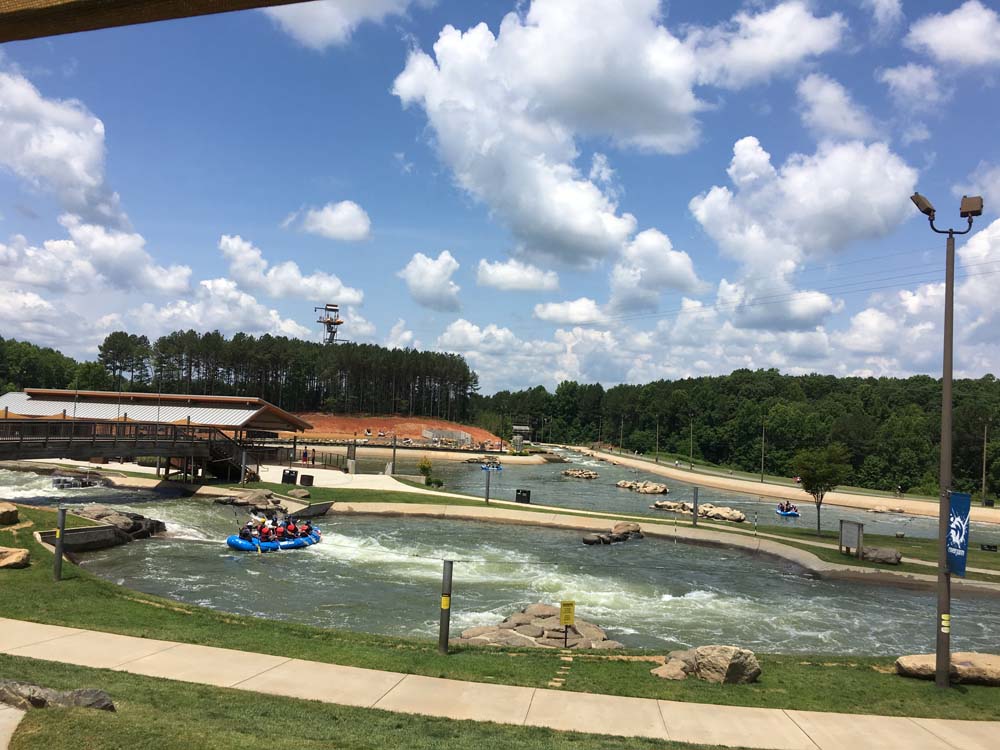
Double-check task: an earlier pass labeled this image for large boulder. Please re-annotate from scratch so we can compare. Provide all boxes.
[287,488,311,499]
[498,612,534,629]
[0,680,115,712]
[863,547,902,565]
[241,489,273,505]
[0,547,30,569]
[651,660,688,681]
[461,626,499,639]
[692,646,761,684]
[513,624,544,638]
[0,502,18,525]
[523,603,559,618]
[895,652,1000,686]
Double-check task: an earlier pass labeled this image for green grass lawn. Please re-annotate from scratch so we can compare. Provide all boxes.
[0,656,728,750]
[3,505,999,721]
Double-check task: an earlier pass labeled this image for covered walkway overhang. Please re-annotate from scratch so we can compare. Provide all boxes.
[0,0,308,43]
[0,389,312,433]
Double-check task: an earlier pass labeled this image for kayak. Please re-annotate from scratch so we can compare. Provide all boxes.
[775,509,800,518]
[226,530,322,552]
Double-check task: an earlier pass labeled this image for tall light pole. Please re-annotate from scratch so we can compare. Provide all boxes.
[911,191,983,689]
[688,413,694,468]
[619,414,624,455]
[983,417,992,505]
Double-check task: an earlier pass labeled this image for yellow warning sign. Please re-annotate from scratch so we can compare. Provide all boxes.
[560,600,575,626]
[441,595,451,610]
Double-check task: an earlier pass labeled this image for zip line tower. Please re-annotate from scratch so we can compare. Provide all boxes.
[315,303,350,345]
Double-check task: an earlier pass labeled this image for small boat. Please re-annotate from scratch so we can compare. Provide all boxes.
[775,508,800,518]
[226,530,322,553]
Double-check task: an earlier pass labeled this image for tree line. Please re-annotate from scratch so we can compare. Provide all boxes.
[1,331,479,421]
[5,333,999,497]
[471,370,1000,498]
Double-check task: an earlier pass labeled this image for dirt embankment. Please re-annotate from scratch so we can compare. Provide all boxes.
[285,414,501,445]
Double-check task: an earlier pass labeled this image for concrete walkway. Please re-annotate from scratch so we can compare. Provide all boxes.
[0,617,995,749]
[0,705,25,750]
[576,448,1000,525]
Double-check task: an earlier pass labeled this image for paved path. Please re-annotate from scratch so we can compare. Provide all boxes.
[0,704,25,750]
[576,448,1000,525]
[0,617,995,750]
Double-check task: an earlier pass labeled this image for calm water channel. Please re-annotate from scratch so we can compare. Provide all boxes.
[4,465,1000,655]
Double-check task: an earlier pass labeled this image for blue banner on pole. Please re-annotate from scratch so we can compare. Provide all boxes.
[947,492,972,577]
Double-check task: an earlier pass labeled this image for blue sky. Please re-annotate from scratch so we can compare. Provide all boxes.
[2,0,1000,393]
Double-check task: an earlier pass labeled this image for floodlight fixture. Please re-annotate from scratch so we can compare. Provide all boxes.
[911,192,936,217]
[959,195,983,218]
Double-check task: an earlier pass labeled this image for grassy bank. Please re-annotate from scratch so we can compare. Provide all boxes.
[3,505,999,720]
[0,656,719,750]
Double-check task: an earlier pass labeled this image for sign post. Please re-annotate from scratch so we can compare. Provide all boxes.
[53,507,66,581]
[560,600,575,648]
[947,492,972,578]
[438,560,454,655]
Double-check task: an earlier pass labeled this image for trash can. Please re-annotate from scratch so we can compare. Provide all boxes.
[515,489,531,504]
[300,474,314,487]
[281,469,298,485]
[985,498,995,507]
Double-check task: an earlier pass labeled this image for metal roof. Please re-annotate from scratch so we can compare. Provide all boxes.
[0,390,311,432]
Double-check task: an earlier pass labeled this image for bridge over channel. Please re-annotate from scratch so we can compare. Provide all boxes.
[0,389,312,481]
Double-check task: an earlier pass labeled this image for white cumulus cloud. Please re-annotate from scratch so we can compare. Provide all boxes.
[288,200,372,241]
[689,136,916,329]
[906,1,1000,67]
[0,71,125,227]
[393,0,844,268]
[218,234,363,304]
[476,259,558,291]
[262,0,420,50]
[533,297,603,325]
[398,250,461,311]
[132,278,310,340]
[797,74,876,141]
[609,228,706,311]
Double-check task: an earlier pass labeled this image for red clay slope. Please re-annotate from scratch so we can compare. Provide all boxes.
[286,414,501,443]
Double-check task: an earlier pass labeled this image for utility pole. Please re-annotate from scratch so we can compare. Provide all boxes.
[983,418,991,504]
[655,417,660,463]
[619,414,624,454]
[689,415,694,467]
[760,419,766,483]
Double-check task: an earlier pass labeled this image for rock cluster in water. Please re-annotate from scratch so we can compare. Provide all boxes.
[649,500,746,523]
[895,652,1000,686]
[650,646,761,684]
[454,603,625,650]
[582,521,643,545]
[77,504,166,541]
[563,468,599,479]
[868,505,906,514]
[616,480,669,494]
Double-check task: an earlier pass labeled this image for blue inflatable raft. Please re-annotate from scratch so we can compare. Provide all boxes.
[775,509,800,518]
[226,530,322,552]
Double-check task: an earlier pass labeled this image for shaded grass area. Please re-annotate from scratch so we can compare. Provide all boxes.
[2,506,999,720]
[0,656,722,750]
